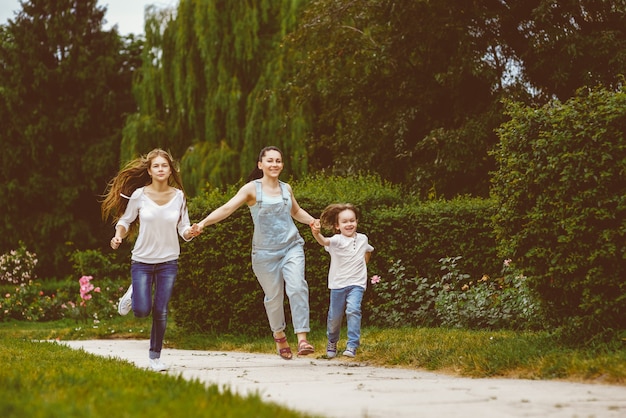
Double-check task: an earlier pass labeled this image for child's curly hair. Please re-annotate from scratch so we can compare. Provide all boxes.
[319,203,360,233]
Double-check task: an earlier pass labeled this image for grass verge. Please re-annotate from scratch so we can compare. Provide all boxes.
[1,318,625,386]
[0,332,315,418]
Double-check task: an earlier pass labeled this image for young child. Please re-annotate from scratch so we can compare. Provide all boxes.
[310,203,374,358]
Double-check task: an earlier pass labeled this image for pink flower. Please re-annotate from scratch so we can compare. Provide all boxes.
[370,275,381,284]
[503,259,512,267]
[79,275,93,285]
[79,275,95,301]
[94,287,101,293]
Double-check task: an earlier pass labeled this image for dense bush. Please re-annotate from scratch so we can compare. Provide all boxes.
[492,86,626,341]
[175,184,263,334]
[365,196,500,283]
[176,175,503,334]
[433,257,543,330]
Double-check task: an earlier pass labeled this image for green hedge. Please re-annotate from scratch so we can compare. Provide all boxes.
[175,175,500,335]
[493,86,626,340]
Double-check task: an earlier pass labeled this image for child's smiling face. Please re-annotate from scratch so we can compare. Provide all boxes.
[335,209,358,237]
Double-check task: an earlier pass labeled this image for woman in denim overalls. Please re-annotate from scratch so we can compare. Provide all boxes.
[197,146,316,359]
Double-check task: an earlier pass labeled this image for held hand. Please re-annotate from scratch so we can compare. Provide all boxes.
[110,236,122,250]
[189,223,202,237]
[309,219,321,234]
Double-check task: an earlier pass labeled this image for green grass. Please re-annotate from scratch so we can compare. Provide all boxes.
[0,328,316,418]
[3,317,626,384]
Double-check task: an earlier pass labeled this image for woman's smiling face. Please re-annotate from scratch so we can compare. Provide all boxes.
[258,149,284,178]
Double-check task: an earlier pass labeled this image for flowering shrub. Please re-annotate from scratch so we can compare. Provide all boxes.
[366,259,438,328]
[1,277,127,323]
[0,242,38,284]
[367,257,544,330]
[1,281,63,321]
[75,275,102,322]
[0,247,129,323]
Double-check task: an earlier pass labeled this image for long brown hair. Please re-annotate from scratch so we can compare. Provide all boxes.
[101,149,187,225]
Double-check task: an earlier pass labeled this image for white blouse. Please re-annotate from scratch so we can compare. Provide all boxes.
[116,187,192,264]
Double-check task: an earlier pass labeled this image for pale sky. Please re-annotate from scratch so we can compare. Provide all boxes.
[0,0,177,35]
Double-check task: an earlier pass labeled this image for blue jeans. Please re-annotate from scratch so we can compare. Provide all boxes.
[327,285,364,349]
[131,260,178,359]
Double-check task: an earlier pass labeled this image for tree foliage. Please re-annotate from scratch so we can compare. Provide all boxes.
[286,0,522,197]
[0,0,140,275]
[497,0,626,100]
[286,0,626,198]
[121,0,626,199]
[124,0,309,195]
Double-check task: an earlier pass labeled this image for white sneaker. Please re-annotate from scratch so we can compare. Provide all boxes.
[149,358,168,372]
[117,284,133,316]
[343,347,357,357]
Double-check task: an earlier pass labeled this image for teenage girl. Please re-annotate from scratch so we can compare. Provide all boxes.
[102,148,199,371]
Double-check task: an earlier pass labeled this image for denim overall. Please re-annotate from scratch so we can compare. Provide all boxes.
[249,180,310,334]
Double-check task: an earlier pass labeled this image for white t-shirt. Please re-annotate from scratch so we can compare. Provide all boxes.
[325,233,374,289]
[116,187,191,264]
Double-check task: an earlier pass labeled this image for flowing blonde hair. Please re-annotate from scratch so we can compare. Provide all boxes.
[101,149,187,231]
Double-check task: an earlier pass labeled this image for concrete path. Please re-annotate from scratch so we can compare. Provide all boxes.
[61,339,626,418]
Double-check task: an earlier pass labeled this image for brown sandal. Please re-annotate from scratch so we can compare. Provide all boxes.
[274,335,293,360]
[297,339,314,356]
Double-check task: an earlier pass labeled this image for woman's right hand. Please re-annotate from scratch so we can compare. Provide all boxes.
[110,236,122,250]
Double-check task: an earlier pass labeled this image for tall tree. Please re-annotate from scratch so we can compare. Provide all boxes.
[0,0,140,276]
[287,0,521,198]
[124,0,308,195]
[286,0,626,197]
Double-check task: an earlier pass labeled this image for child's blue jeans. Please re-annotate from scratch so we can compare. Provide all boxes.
[327,285,365,349]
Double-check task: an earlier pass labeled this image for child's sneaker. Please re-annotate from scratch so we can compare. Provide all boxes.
[342,347,357,357]
[326,341,338,358]
[117,284,133,316]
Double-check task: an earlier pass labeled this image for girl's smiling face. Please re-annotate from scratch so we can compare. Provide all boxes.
[258,149,284,178]
[335,209,358,238]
